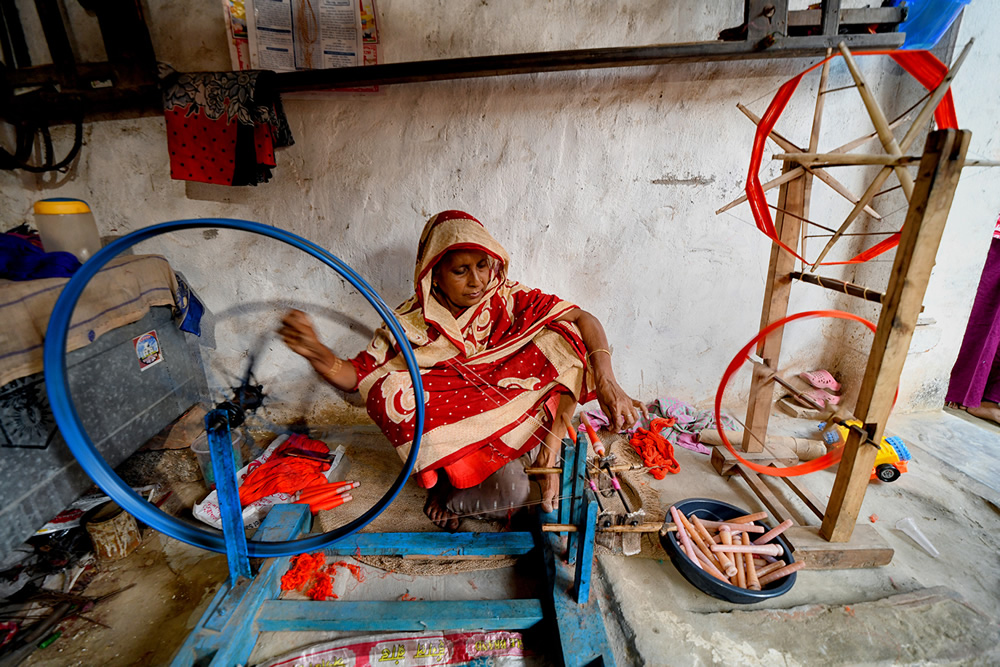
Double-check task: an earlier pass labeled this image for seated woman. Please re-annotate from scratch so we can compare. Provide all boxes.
[279,210,644,530]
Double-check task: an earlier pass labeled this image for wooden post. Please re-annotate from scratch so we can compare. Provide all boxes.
[821,129,970,542]
[742,166,806,452]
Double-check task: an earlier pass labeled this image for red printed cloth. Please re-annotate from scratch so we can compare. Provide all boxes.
[160,66,293,186]
[350,211,596,490]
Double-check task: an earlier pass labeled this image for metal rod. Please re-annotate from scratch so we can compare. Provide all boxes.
[819,83,857,95]
[768,203,839,234]
[803,231,897,238]
[272,33,904,92]
[790,271,886,304]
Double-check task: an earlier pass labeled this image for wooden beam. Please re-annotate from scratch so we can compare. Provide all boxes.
[711,440,800,476]
[819,0,842,36]
[784,525,893,569]
[821,129,971,542]
[270,32,904,93]
[741,165,806,453]
[735,465,793,524]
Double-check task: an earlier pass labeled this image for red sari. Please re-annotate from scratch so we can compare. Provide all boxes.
[350,211,594,489]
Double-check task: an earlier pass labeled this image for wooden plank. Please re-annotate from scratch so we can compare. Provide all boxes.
[735,465,793,524]
[169,504,312,667]
[542,530,616,667]
[572,498,599,603]
[711,441,799,476]
[256,600,545,632]
[819,0,842,35]
[748,0,788,44]
[322,531,536,557]
[742,164,807,453]
[822,129,971,542]
[784,525,893,569]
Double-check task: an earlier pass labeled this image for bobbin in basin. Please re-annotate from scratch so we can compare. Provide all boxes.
[660,498,797,604]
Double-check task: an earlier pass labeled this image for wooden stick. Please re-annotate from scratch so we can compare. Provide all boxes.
[754,518,795,545]
[678,512,725,572]
[801,49,832,264]
[711,543,784,557]
[525,467,563,475]
[728,511,769,524]
[838,42,915,199]
[716,114,910,216]
[694,549,730,583]
[774,153,1000,168]
[541,522,663,533]
[670,506,701,567]
[810,39,974,268]
[744,533,761,591]
[757,561,806,586]
[755,559,788,578]
[724,527,747,588]
[737,103,883,219]
[693,516,737,577]
[561,414,577,442]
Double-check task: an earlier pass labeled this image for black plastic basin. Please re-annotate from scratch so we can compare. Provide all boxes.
[660,497,797,604]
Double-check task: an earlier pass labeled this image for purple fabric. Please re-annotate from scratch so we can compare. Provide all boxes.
[946,237,1000,406]
[0,234,80,281]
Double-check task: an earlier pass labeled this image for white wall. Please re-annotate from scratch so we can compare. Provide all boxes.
[2,1,998,424]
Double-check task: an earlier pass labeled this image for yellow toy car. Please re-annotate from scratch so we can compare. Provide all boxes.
[820,421,911,483]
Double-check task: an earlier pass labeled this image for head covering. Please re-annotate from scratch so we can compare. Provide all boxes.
[412,210,511,354]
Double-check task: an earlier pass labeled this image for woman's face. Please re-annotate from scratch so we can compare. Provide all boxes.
[433,249,493,311]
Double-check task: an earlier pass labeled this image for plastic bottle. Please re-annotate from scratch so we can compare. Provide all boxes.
[33,198,102,263]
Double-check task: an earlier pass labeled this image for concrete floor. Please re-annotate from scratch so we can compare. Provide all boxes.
[18,410,1000,666]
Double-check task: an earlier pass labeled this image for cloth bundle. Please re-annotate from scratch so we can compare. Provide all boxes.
[0,228,79,281]
[579,397,737,455]
[160,65,294,186]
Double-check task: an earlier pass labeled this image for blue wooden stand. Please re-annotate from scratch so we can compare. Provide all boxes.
[170,419,614,666]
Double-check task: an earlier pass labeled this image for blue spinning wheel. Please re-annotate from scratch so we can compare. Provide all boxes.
[44,219,424,558]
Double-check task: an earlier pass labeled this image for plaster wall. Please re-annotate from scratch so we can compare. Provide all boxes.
[1,1,998,424]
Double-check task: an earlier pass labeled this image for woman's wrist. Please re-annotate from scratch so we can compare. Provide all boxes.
[310,349,339,377]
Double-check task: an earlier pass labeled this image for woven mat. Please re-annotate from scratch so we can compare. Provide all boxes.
[314,431,516,575]
[312,427,668,576]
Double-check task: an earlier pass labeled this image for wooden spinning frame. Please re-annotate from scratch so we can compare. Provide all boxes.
[712,41,996,569]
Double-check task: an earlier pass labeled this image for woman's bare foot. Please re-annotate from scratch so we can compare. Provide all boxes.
[423,488,460,532]
[966,401,1000,426]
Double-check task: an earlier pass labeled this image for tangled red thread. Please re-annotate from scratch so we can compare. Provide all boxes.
[628,417,680,479]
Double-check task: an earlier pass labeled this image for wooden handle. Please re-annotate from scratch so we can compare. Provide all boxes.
[524,467,562,475]
[754,519,794,545]
[711,543,784,557]
[755,559,788,578]
[693,516,737,577]
[744,533,760,591]
[757,561,805,586]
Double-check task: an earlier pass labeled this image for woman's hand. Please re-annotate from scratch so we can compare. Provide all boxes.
[279,309,330,365]
[594,373,647,432]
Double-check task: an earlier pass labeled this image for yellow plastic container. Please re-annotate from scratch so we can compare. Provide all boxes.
[33,198,102,263]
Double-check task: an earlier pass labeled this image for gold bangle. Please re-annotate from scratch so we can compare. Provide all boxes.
[586,348,611,361]
[321,356,343,380]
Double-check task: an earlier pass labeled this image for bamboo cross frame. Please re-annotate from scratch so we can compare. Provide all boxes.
[737,103,884,219]
[809,39,974,268]
[715,114,909,216]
